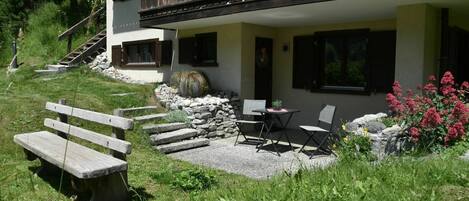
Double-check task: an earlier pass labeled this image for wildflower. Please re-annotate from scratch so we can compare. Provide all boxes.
[423,83,437,94]
[461,81,469,90]
[420,107,443,128]
[409,127,420,141]
[405,96,417,113]
[342,124,346,131]
[451,101,469,124]
[392,81,402,97]
[428,75,436,81]
[343,136,349,142]
[440,71,455,85]
[386,93,404,113]
[363,128,369,137]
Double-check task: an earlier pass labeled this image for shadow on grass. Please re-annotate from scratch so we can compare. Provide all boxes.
[29,165,154,201]
[28,165,88,200]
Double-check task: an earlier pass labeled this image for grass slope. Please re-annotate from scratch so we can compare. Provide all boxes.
[0,68,468,201]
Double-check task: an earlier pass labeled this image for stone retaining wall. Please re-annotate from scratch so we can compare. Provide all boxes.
[155,84,241,138]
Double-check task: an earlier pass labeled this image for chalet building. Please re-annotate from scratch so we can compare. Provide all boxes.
[107,0,469,126]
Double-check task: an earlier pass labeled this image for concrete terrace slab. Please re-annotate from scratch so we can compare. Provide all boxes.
[168,137,336,179]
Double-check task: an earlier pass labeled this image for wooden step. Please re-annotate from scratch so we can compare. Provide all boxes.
[35,69,60,75]
[134,113,168,122]
[155,138,209,154]
[46,64,67,72]
[142,122,188,134]
[150,128,198,145]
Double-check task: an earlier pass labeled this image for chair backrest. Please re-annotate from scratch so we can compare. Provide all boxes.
[45,102,133,154]
[318,105,336,125]
[242,99,266,116]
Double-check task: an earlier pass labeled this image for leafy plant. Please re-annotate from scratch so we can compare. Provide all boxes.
[336,126,375,161]
[171,169,216,192]
[272,99,282,110]
[164,110,189,123]
[386,71,469,152]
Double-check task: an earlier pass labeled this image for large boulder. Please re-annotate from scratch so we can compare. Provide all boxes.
[170,71,210,97]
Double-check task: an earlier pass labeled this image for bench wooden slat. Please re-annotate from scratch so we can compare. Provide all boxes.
[44,118,131,154]
[14,131,127,179]
[45,102,133,130]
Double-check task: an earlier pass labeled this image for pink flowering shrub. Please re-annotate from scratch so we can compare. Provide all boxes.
[386,71,469,151]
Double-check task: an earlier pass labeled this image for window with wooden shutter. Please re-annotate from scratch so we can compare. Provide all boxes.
[111,45,122,66]
[161,40,173,66]
[292,35,315,89]
[179,37,195,64]
[121,38,159,67]
[368,31,396,93]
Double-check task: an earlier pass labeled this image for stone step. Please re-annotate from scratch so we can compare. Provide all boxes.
[134,113,168,122]
[155,138,209,154]
[150,128,198,145]
[46,64,68,72]
[142,122,188,134]
[35,69,60,75]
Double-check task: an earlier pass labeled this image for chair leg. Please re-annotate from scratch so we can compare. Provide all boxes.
[310,133,331,159]
[299,134,314,153]
[234,131,241,146]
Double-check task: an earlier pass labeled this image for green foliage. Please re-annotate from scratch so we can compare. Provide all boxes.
[171,169,217,192]
[337,133,375,161]
[272,99,282,109]
[164,110,189,123]
[380,117,399,128]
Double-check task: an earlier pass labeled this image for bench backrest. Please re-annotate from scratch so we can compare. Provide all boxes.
[44,102,133,155]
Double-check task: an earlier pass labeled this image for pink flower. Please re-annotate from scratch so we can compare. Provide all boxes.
[405,97,418,113]
[423,83,437,94]
[441,85,456,96]
[421,107,443,128]
[440,71,455,85]
[461,81,469,90]
[428,75,436,82]
[409,127,420,141]
[392,81,403,97]
[386,93,404,113]
[445,122,465,143]
[451,101,469,124]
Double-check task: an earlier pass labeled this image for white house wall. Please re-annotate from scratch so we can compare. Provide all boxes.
[106,0,175,83]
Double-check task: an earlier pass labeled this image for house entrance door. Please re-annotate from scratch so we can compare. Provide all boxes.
[255,37,273,106]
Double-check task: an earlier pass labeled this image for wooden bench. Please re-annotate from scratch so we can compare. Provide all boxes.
[13,100,133,201]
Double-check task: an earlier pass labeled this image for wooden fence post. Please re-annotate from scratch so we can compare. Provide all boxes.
[11,40,17,69]
[57,99,68,139]
[67,34,73,54]
[111,108,128,185]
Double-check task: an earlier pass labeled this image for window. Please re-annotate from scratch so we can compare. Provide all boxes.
[292,29,396,94]
[179,32,218,67]
[112,38,173,67]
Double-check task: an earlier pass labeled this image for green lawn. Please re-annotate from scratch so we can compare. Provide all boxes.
[0,67,468,201]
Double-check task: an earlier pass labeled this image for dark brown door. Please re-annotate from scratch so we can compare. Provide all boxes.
[255,37,273,106]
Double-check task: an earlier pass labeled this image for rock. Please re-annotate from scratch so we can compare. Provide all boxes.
[170,71,210,97]
[192,119,206,125]
[208,124,217,132]
[207,131,217,138]
[345,122,359,132]
[365,121,387,133]
[352,113,387,125]
[200,112,212,120]
[382,125,402,137]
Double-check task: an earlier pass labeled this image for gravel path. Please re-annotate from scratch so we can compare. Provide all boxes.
[169,137,336,179]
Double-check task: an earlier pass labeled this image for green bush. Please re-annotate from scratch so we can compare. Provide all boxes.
[336,132,375,161]
[171,169,217,192]
[164,110,189,123]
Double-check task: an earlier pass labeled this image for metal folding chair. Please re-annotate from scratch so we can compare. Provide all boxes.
[234,99,266,146]
[298,104,337,158]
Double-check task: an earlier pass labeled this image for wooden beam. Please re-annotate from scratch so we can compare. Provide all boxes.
[44,118,132,154]
[45,102,134,130]
[140,0,332,27]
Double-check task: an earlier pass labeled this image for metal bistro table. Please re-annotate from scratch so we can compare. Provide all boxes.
[253,108,300,156]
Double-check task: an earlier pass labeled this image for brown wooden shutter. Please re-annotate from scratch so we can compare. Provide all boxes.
[368,31,396,93]
[155,39,161,67]
[292,35,315,89]
[111,45,122,66]
[179,37,195,64]
[161,40,173,65]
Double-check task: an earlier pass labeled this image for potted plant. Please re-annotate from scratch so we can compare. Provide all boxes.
[272,99,283,110]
